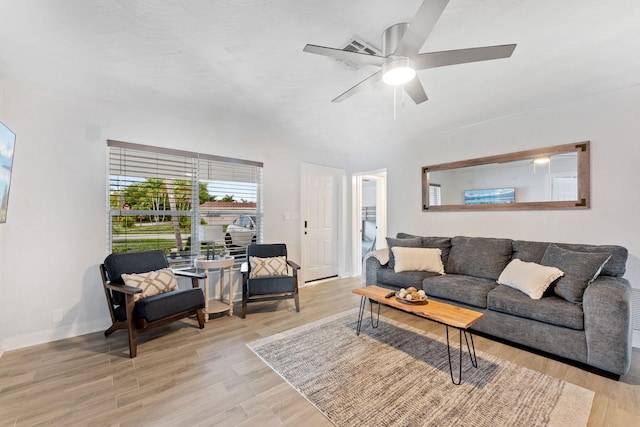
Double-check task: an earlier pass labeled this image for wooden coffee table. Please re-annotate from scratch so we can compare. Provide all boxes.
[352,285,484,385]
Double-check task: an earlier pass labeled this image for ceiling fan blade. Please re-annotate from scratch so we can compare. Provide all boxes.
[303,44,386,66]
[413,44,517,69]
[404,78,428,104]
[394,0,450,56]
[332,70,383,102]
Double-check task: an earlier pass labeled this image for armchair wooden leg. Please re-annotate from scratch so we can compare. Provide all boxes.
[294,293,300,312]
[104,324,119,337]
[127,328,138,359]
[125,295,138,358]
[241,278,248,318]
[196,309,205,328]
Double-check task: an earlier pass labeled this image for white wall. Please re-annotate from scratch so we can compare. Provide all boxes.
[3,76,639,354]
[0,78,347,352]
[348,86,640,291]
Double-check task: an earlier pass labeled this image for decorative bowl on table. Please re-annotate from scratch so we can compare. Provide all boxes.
[395,287,428,304]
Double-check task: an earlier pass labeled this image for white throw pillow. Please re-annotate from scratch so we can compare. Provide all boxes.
[122,268,179,302]
[250,256,288,278]
[497,259,564,299]
[391,247,445,274]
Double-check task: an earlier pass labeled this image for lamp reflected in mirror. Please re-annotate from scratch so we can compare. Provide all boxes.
[533,157,550,165]
[533,156,551,174]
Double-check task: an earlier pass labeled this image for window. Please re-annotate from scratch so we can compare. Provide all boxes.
[108,140,263,266]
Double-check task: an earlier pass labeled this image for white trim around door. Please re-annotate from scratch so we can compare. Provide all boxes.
[352,169,387,277]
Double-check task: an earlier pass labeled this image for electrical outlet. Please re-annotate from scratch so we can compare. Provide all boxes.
[52,309,63,323]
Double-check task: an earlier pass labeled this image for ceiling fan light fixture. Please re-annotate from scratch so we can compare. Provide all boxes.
[382,58,416,85]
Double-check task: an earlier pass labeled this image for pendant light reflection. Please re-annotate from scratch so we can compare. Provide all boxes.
[533,156,551,174]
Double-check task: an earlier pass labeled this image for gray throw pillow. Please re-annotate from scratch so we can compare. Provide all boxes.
[446,236,513,280]
[386,236,422,269]
[540,244,611,304]
[421,237,452,267]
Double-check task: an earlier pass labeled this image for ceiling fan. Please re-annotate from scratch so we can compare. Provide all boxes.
[303,0,516,105]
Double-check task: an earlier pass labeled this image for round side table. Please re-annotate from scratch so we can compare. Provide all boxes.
[194,255,235,320]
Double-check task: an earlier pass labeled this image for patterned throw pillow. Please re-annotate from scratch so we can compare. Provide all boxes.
[122,268,179,302]
[250,256,288,278]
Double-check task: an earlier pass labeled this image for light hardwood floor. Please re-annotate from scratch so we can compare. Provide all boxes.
[1,276,639,426]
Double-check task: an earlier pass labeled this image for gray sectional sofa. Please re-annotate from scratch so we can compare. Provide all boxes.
[364,233,633,376]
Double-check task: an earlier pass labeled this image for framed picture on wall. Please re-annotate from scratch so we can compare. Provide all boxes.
[0,120,16,223]
[464,187,515,205]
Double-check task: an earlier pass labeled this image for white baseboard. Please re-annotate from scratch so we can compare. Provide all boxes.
[2,318,108,352]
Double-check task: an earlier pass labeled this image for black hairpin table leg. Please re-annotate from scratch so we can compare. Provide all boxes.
[356,297,381,336]
[445,326,479,385]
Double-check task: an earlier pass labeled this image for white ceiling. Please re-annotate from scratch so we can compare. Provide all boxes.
[1,0,639,154]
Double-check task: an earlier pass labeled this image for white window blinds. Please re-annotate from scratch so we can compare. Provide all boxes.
[108,140,263,265]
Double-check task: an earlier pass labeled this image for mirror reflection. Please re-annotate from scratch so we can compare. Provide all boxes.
[422,142,590,211]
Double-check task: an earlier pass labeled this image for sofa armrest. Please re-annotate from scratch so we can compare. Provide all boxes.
[365,256,385,285]
[583,276,632,375]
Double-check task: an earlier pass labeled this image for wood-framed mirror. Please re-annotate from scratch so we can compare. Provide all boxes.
[422,141,590,211]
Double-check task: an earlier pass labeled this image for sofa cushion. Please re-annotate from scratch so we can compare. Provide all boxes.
[396,232,419,239]
[541,244,611,304]
[247,275,295,296]
[133,288,204,323]
[513,240,628,277]
[512,240,550,263]
[554,243,627,278]
[392,247,444,274]
[423,274,498,308]
[421,237,452,267]
[446,236,513,280]
[395,234,452,265]
[386,236,422,269]
[497,259,564,299]
[487,285,584,330]
[377,268,438,290]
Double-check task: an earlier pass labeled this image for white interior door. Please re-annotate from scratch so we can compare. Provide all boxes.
[302,164,340,283]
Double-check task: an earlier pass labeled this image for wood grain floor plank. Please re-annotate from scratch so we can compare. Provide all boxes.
[0,276,638,426]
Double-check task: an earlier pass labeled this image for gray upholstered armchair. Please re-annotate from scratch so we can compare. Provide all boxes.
[241,243,300,318]
[100,250,205,357]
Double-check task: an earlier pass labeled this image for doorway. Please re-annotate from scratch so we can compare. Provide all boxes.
[301,163,346,284]
[352,170,387,276]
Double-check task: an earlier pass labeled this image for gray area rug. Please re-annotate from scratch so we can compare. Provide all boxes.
[247,309,594,427]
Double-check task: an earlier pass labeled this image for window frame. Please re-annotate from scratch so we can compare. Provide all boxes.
[107,140,263,266]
